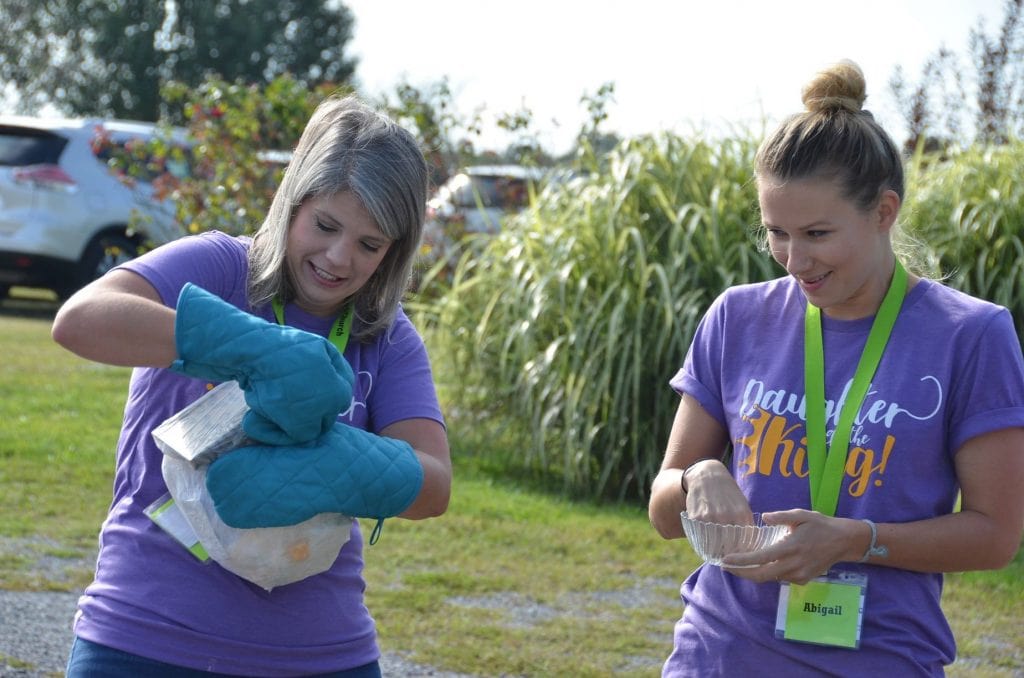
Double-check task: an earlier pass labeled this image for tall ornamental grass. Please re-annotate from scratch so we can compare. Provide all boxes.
[902,139,1024,339]
[414,134,1024,503]
[414,132,778,501]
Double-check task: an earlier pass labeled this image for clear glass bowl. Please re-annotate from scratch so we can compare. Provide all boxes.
[679,511,789,566]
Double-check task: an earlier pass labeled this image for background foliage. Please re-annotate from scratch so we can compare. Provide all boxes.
[0,0,356,121]
[903,139,1024,334]
[890,0,1023,150]
[412,132,1024,503]
[143,75,340,236]
[413,131,776,502]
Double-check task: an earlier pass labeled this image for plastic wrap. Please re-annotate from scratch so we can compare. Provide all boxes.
[151,382,352,590]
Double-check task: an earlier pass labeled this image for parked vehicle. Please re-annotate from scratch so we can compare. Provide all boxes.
[0,116,191,300]
[421,164,548,268]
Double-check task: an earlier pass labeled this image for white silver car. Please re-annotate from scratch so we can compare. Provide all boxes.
[421,164,549,266]
[0,116,190,300]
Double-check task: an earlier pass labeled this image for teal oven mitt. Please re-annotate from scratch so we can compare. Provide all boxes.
[205,421,424,537]
[170,283,353,445]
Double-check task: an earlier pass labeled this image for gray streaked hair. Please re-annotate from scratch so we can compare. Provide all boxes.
[247,94,428,341]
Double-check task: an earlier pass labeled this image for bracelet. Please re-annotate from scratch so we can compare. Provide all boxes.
[680,457,718,494]
[858,519,889,562]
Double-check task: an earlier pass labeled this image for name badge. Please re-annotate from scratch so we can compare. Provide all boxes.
[775,570,866,649]
[145,492,211,562]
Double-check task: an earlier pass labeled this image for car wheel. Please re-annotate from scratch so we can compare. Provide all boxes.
[60,233,139,299]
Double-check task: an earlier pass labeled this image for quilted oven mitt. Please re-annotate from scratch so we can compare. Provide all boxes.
[205,420,424,530]
[171,283,353,446]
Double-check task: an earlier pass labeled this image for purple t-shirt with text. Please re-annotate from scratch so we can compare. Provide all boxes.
[663,275,1024,676]
[72,231,444,675]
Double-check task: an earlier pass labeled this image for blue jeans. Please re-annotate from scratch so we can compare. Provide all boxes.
[66,636,383,678]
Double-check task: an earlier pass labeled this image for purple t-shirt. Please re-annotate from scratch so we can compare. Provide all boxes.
[663,275,1024,676]
[72,231,444,675]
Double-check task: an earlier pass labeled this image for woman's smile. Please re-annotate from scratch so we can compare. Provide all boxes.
[797,271,831,294]
[309,261,344,285]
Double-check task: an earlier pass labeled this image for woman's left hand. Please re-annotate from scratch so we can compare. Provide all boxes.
[721,509,868,585]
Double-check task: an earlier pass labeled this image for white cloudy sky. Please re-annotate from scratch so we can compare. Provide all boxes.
[344,0,1008,153]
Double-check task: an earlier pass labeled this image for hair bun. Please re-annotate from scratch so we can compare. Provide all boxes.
[801,59,867,114]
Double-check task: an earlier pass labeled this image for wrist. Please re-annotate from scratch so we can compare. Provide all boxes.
[680,457,719,495]
[857,518,889,563]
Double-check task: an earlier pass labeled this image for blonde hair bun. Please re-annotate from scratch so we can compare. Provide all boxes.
[801,59,867,114]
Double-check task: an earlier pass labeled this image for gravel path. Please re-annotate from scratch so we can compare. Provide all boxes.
[0,591,75,677]
[0,537,671,676]
[0,590,475,678]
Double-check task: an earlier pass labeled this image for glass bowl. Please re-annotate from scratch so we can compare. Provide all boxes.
[679,511,789,566]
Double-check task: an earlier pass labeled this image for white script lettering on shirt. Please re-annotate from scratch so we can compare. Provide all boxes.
[339,370,373,422]
[738,376,943,433]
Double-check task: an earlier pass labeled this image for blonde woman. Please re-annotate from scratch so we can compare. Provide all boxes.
[649,61,1024,675]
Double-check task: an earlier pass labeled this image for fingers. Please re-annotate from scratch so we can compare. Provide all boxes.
[722,563,823,586]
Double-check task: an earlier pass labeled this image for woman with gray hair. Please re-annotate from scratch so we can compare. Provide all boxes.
[53,94,451,676]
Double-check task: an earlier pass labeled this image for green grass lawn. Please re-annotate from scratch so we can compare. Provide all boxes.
[1,304,1021,676]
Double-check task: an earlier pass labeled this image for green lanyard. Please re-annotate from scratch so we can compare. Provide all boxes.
[271,297,353,355]
[804,260,907,517]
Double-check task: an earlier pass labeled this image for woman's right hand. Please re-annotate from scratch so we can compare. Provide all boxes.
[649,393,735,539]
[683,458,753,526]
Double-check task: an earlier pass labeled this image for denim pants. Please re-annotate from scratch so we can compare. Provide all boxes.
[66,636,382,678]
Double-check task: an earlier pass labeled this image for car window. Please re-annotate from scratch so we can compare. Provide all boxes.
[0,127,67,166]
[449,175,530,209]
[490,176,529,209]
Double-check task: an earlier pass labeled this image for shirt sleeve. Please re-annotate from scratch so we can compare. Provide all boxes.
[117,231,248,308]
[669,290,728,427]
[948,306,1024,452]
[365,307,445,433]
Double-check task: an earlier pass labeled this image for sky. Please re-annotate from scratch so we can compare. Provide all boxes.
[344,0,1009,154]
